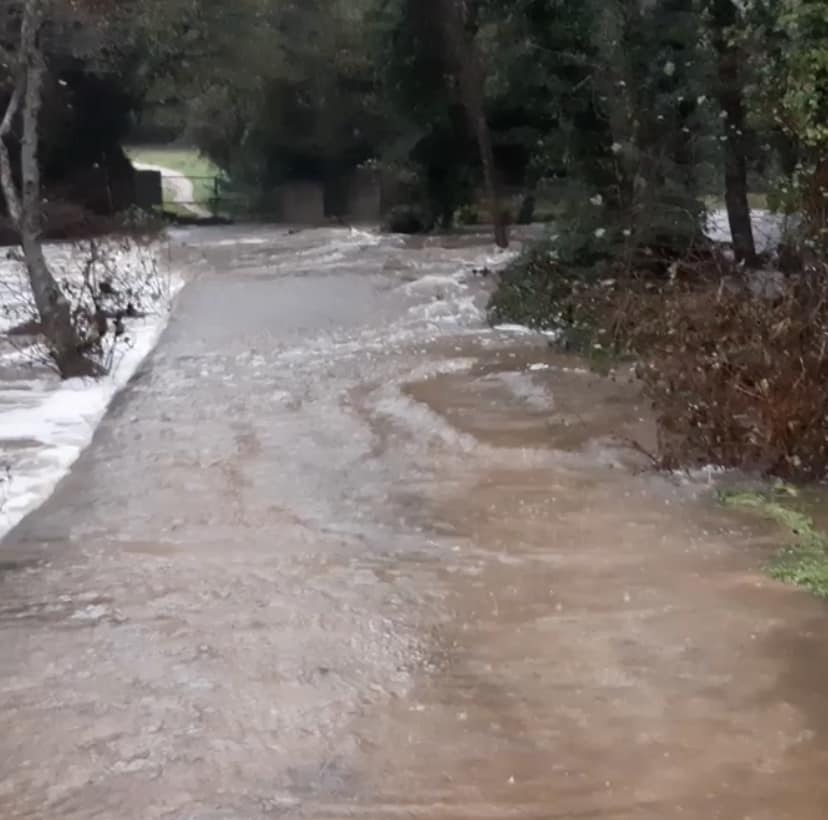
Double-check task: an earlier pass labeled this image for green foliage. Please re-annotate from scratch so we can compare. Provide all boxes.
[52,0,823,253]
[124,148,218,180]
[487,244,577,331]
[719,488,828,598]
[487,241,617,346]
[477,0,599,176]
[127,1,386,188]
[455,203,481,225]
[482,1,714,254]
[773,1,828,150]
[773,1,828,247]
[382,204,434,234]
[125,146,222,205]
[375,0,478,223]
[739,0,828,245]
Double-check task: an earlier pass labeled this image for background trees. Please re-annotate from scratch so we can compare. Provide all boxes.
[48,0,806,264]
[0,0,187,375]
[1,0,823,259]
[764,0,828,247]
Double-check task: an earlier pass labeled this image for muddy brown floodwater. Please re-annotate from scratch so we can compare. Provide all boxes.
[2,226,828,820]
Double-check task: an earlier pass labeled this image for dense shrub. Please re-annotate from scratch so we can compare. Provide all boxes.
[622,267,828,479]
[487,242,612,332]
[382,204,435,235]
[489,241,828,480]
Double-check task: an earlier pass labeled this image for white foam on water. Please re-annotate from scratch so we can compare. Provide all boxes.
[364,358,480,452]
[347,227,384,245]
[400,357,479,382]
[483,371,552,411]
[213,237,271,247]
[408,294,483,327]
[386,244,521,342]
[493,323,535,335]
[403,273,468,297]
[370,389,480,453]
[0,248,185,538]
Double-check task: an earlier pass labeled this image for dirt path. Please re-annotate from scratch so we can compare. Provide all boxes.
[133,162,212,219]
[1,227,828,819]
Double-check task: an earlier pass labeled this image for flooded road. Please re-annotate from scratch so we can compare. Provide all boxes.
[2,226,828,819]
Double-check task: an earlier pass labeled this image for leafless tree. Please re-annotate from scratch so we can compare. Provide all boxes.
[0,0,96,377]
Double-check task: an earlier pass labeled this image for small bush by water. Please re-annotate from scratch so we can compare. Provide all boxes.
[487,244,584,331]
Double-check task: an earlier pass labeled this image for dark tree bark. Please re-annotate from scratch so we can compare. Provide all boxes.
[0,0,95,377]
[517,166,541,225]
[436,0,509,248]
[709,0,757,264]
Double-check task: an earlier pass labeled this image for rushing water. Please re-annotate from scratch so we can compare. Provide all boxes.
[2,226,828,820]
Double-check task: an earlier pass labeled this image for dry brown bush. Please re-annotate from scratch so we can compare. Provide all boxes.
[592,260,828,479]
[0,201,165,247]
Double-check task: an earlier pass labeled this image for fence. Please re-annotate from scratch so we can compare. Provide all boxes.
[152,172,385,223]
[157,175,228,216]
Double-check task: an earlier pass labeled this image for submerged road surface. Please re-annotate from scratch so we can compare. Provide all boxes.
[2,227,828,819]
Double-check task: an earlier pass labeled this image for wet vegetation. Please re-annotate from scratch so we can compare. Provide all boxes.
[492,247,828,481]
[720,488,828,599]
[482,1,828,483]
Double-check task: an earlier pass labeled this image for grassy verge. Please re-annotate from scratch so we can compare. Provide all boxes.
[126,146,221,206]
[719,488,828,598]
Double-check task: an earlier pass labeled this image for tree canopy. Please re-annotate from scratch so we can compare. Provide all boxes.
[0,0,824,249]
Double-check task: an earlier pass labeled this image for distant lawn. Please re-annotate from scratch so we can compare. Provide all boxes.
[704,192,769,211]
[126,146,222,206]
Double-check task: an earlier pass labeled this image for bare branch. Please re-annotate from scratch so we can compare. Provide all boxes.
[0,0,28,226]
[0,83,22,223]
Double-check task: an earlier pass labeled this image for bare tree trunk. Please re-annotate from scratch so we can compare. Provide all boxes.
[517,166,541,225]
[710,0,757,265]
[0,86,23,225]
[0,0,94,377]
[437,0,509,248]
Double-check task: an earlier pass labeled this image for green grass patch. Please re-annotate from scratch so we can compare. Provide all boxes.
[126,145,222,206]
[125,146,219,178]
[162,179,179,205]
[719,487,828,598]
